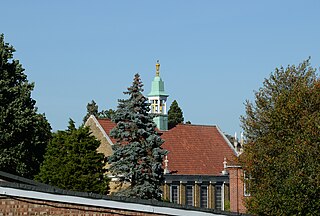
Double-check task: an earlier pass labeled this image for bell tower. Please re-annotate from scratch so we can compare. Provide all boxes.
[148,61,169,131]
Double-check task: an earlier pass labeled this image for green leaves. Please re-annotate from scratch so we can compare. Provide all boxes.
[0,34,51,178]
[240,59,320,215]
[168,100,184,129]
[108,73,167,200]
[36,120,109,194]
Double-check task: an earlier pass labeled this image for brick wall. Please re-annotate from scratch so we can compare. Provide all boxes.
[0,196,164,216]
[228,167,246,214]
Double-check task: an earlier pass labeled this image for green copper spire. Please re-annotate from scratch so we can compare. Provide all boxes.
[148,60,168,97]
[147,61,169,131]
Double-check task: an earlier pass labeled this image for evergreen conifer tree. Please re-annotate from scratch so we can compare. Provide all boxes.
[36,119,109,194]
[168,100,184,129]
[99,108,115,120]
[108,74,167,200]
[83,100,115,123]
[83,100,99,123]
[240,59,320,215]
[0,34,51,178]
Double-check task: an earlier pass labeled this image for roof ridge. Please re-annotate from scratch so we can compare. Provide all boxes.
[175,123,217,127]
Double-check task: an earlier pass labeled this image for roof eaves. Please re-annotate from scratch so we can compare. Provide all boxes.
[87,115,114,146]
[0,181,244,216]
[0,171,51,188]
[215,126,239,157]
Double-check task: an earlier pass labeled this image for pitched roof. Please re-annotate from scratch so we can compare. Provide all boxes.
[96,118,117,144]
[94,118,237,176]
[161,124,237,175]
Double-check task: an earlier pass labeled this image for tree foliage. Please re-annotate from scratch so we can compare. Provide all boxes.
[108,73,167,200]
[99,108,115,120]
[240,59,320,215]
[83,100,99,123]
[168,100,184,129]
[83,100,115,123]
[36,119,109,194]
[0,34,51,178]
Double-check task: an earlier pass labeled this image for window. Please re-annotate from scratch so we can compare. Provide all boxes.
[186,185,193,206]
[215,185,222,210]
[200,185,208,208]
[244,172,251,196]
[170,185,179,204]
[150,99,160,113]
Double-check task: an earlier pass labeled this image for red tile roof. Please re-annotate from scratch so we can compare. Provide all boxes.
[97,119,117,144]
[96,119,237,176]
[161,124,237,175]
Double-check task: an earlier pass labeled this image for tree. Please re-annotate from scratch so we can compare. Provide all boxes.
[99,108,115,120]
[36,119,109,194]
[108,73,167,200]
[0,34,51,178]
[83,100,99,123]
[240,59,320,215]
[83,100,115,124]
[168,100,184,129]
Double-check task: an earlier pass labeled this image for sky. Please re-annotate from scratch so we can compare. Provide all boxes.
[1,1,319,135]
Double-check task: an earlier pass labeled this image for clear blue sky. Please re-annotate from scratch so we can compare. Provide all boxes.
[1,1,319,135]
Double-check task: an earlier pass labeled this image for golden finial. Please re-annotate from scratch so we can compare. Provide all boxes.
[156,60,160,76]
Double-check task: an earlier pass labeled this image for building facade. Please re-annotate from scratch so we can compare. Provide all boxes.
[1,171,241,216]
[85,62,246,212]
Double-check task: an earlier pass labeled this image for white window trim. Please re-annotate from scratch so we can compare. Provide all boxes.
[214,184,224,211]
[243,171,251,197]
[170,184,179,204]
[221,183,225,211]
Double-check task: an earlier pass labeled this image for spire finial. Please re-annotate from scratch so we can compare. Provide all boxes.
[156,60,160,77]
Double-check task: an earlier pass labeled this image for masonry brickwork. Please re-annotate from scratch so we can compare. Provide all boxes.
[0,196,165,216]
[227,167,246,214]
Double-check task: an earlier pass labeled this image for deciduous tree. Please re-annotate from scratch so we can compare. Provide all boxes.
[240,59,320,215]
[0,34,51,178]
[108,74,167,200]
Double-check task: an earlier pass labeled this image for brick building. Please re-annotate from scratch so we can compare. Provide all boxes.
[0,171,249,216]
[84,62,248,213]
[226,164,248,213]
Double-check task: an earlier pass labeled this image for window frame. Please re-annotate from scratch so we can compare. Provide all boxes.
[200,185,208,208]
[185,185,194,206]
[243,171,251,197]
[214,184,225,211]
[170,184,179,204]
